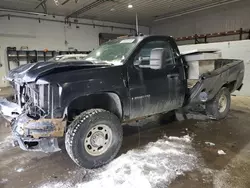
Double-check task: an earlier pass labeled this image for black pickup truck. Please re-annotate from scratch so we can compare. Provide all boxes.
[0,35,244,169]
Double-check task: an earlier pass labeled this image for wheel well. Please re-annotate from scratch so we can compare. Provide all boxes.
[67,93,123,121]
[222,81,236,92]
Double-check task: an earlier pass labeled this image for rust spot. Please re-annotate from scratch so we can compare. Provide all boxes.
[24,118,66,139]
[48,118,66,137]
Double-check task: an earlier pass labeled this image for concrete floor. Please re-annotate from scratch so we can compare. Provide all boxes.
[0,96,250,188]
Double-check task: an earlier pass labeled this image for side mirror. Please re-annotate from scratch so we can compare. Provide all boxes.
[148,48,166,70]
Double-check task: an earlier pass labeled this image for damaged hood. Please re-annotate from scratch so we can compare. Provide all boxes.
[6,61,110,84]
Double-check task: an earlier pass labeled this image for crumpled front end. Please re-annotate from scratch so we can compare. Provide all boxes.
[11,114,66,152]
[0,97,22,121]
[0,82,66,153]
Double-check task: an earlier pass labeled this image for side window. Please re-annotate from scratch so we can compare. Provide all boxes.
[134,40,175,68]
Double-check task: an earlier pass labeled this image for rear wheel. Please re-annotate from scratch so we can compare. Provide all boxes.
[206,87,231,120]
[65,109,123,169]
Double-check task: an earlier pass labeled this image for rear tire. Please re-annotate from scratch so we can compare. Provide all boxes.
[65,109,123,169]
[206,87,231,120]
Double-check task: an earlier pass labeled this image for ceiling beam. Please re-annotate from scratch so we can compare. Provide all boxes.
[61,0,79,6]
[35,0,48,14]
[35,0,47,9]
[41,2,48,14]
[65,0,113,19]
[154,0,241,22]
[61,0,71,5]
[0,8,48,16]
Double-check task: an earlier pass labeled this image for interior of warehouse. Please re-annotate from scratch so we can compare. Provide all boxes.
[0,0,250,188]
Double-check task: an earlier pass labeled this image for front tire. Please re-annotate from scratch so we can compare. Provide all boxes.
[206,87,231,120]
[65,109,123,169]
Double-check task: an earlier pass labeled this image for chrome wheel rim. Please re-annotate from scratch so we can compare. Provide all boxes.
[218,94,227,113]
[84,124,112,156]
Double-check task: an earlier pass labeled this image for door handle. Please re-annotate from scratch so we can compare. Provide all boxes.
[167,74,179,79]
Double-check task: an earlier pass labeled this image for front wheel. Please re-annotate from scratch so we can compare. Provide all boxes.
[65,109,123,169]
[206,87,231,120]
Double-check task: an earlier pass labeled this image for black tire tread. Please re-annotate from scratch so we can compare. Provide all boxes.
[65,109,122,168]
[206,87,231,120]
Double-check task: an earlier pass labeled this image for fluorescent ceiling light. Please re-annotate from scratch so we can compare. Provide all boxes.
[128,4,133,9]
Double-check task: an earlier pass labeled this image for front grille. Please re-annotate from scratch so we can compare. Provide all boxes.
[13,82,21,106]
[13,82,60,119]
[25,84,49,118]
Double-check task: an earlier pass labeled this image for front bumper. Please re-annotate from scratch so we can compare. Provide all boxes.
[11,114,66,152]
[0,98,66,153]
[12,133,61,153]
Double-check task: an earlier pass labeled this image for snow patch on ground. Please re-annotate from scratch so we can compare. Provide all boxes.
[39,135,197,188]
[0,178,8,184]
[15,168,25,173]
[0,135,13,152]
[39,182,72,188]
[217,150,226,155]
[205,142,215,146]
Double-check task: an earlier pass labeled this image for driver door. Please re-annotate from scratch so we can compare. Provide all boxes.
[128,37,184,119]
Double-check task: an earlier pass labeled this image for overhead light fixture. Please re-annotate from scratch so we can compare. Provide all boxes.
[54,0,60,6]
[128,4,133,9]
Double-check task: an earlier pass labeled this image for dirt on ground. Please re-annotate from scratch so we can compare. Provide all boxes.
[0,96,250,188]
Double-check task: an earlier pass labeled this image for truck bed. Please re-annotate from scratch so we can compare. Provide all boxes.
[187,59,244,104]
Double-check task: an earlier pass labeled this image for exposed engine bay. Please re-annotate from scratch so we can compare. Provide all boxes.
[0,82,66,152]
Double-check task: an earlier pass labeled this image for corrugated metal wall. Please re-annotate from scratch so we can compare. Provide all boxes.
[151,0,250,45]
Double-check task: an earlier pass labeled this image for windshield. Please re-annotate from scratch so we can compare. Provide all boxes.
[85,38,138,65]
